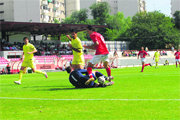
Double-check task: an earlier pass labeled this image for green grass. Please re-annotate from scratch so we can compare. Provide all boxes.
[0,65,180,120]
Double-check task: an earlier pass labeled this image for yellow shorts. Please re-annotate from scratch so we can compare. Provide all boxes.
[21,60,35,68]
[155,58,159,62]
[72,55,85,65]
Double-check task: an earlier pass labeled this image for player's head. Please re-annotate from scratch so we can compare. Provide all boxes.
[87,25,95,35]
[141,47,144,51]
[65,66,72,74]
[71,29,77,39]
[23,37,29,44]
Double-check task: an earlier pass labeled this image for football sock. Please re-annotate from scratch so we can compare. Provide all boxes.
[18,70,23,81]
[176,63,177,67]
[87,67,93,78]
[145,63,150,66]
[106,67,111,76]
[156,62,158,67]
[141,65,145,72]
[35,70,45,75]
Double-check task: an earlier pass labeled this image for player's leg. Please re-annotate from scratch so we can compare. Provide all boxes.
[175,60,178,68]
[85,55,102,85]
[14,66,27,85]
[102,54,113,81]
[141,61,145,72]
[30,61,48,78]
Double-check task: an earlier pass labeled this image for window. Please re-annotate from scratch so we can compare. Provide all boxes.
[0,11,4,13]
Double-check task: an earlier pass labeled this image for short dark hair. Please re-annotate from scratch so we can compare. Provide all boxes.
[23,37,28,41]
[65,66,72,74]
[87,25,95,31]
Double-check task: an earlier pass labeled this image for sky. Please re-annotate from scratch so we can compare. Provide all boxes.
[145,0,171,16]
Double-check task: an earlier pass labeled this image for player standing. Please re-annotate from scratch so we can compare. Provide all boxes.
[83,25,113,85]
[174,49,180,68]
[14,37,48,85]
[137,47,151,72]
[66,30,84,70]
[153,49,160,68]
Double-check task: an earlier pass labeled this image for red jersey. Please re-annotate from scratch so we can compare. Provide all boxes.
[138,50,148,58]
[174,51,180,59]
[90,32,109,55]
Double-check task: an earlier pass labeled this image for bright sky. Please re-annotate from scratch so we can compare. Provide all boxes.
[146,0,171,16]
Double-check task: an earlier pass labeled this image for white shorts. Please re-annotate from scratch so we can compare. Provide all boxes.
[175,59,180,62]
[141,58,146,62]
[90,54,109,65]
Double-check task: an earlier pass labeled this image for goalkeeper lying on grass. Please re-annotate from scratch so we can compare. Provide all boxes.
[65,66,114,88]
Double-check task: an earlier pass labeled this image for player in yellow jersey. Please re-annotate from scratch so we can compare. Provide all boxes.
[14,37,48,85]
[153,49,160,68]
[66,30,84,70]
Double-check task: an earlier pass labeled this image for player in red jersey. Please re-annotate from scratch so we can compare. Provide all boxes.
[83,25,113,85]
[174,49,180,68]
[137,47,151,72]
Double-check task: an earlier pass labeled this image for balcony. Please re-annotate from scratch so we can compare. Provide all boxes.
[42,17,49,23]
[55,12,60,17]
[54,4,60,8]
[42,9,49,14]
[42,0,48,5]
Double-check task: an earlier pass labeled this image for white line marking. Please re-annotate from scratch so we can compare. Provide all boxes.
[0,97,180,101]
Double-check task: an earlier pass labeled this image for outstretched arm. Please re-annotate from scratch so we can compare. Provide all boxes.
[83,41,98,50]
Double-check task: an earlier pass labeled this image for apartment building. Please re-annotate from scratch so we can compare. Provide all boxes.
[103,0,146,17]
[65,0,145,18]
[171,0,180,15]
[0,0,65,23]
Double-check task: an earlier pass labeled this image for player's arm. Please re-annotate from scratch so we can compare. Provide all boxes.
[137,52,140,59]
[20,52,24,60]
[66,35,72,41]
[27,48,37,54]
[83,41,98,50]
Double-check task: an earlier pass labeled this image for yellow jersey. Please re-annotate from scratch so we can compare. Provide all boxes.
[154,51,160,59]
[70,37,83,58]
[23,43,36,61]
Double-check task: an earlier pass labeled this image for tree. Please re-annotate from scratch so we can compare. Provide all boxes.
[124,11,180,49]
[105,12,132,41]
[173,11,180,30]
[90,2,110,25]
[62,9,89,24]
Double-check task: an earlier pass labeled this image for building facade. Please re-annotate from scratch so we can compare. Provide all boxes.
[171,0,180,15]
[0,0,65,23]
[65,0,101,18]
[102,0,146,17]
[65,0,145,18]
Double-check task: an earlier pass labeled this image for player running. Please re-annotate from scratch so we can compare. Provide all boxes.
[174,49,180,68]
[66,30,84,70]
[83,25,113,85]
[153,49,160,68]
[137,47,151,72]
[65,66,113,88]
[14,37,48,85]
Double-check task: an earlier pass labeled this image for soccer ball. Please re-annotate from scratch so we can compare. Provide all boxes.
[98,76,105,84]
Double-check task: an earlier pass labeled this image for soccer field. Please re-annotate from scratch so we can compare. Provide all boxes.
[0,65,180,120]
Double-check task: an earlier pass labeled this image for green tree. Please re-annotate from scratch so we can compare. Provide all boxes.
[173,11,180,30]
[124,11,180,49]
[105,12,132,41]
[90,2,110,25]
[62,9,89,24]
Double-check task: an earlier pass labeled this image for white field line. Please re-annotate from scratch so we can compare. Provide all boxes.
[0,97,180,101]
